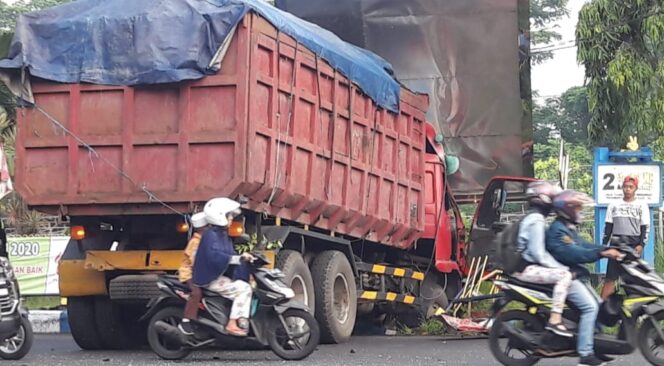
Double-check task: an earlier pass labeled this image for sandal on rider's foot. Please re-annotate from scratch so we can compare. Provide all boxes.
[545,322,573,338]
[225,327,248,337]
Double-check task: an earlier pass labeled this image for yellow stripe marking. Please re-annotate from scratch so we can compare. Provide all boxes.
[361,291,378,300]
[372,265,387,274]
[386,292,397,301]
[393,268,405,277]
[412,272,424,281]
[434,308,445,316]
[403,295,415,304]
[624,297,658,306]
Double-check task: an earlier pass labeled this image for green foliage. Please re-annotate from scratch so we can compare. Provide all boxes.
[577,0,664,148]
[234,233,283,254]
[530,0,570,63]
[533,86,591,146]
[0,0,72,31]
[417,319,447,336]
[534,140,592,194]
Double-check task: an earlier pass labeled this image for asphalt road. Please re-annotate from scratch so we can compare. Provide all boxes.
[12,334,647,366]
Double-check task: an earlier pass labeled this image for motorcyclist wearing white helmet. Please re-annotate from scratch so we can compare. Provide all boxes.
[192,197,255,336]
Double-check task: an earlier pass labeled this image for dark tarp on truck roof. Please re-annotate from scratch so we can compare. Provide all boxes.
[0,0,401,112]
[276,0,534,196]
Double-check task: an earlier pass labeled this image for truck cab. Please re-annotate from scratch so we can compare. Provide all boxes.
[466,177,537,271]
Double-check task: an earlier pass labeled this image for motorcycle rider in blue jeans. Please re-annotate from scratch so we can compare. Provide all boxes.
[546,190,623,366]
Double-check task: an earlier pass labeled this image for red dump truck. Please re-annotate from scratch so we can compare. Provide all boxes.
[15,13,469,348]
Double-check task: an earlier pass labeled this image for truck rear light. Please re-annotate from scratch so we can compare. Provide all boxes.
[176,222,190,233]
[228,222,244,237]
[71,226,86,240]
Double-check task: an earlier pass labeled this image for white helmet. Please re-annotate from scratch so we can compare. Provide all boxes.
[190,212,208,229]
[203,197,241,227]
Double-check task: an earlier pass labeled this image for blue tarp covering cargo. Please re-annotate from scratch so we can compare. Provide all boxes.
[0,0,401,112]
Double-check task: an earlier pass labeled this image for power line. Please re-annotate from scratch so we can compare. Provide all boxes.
[531,44,577,54]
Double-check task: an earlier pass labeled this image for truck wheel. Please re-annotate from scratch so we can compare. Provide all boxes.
[311,250,357,343]
[68,296,103,350]
[421,281,449,319]
[276,250,315,314]
[109,274,161,301]
[94,297,137,349]
[399,278,449,328]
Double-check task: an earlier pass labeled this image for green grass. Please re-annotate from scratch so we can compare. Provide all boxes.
[418,318,447,335]
[23,296,61,310]
[397,318,448,336]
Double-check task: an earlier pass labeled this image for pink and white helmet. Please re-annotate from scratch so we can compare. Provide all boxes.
[525,181,560,209]
[553,190,595,223]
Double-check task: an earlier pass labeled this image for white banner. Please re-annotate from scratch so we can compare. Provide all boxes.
[595,164,662,205]
[7,236,69,295]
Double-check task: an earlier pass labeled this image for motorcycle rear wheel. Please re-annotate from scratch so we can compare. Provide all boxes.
[268,308,320,360]
[147,306,192,360]
[489,310,543,366]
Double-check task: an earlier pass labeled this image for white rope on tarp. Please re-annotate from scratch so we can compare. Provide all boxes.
[32,104,187,218]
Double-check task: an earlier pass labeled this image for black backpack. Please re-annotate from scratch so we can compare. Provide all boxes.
[494,216,527,274]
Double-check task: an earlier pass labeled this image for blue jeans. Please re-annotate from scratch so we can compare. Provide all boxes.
[566,279,599,357]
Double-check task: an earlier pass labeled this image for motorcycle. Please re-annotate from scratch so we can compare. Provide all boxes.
[0,257,33,360]
[488,242,664,366]
[142,251,320,361]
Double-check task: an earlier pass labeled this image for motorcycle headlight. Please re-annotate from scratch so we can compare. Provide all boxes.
[0,258,15,281]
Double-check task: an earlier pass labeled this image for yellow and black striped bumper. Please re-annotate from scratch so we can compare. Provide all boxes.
[357,263,425,281]
[358,291,419,305]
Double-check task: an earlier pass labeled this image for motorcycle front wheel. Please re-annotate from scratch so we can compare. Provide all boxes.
[639,311,664,366]
[267,308,320,360]
[488,310,543,366]
[0,316,34,360]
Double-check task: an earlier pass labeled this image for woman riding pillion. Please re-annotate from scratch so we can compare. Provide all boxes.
[191,197,255,336]
[510,181,573,337]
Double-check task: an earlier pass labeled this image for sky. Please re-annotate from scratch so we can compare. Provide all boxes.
[531,0,588,100]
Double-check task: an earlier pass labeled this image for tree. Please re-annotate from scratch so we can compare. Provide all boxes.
[534,141,592,194]
[1,0,72,31]
[558,86,590,143]
[530,0,570,63]
[532,86,591,148]
[577,0,664,149]
[1,0,72,234]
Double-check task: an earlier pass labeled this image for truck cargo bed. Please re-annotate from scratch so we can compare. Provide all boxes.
[16,13,429,248]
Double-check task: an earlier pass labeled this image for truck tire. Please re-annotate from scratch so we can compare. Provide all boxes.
[94,297,137,350]
[276,250,315,314]
[399,278,449,328]
[109,274,161,301]
[311,250,357,343]
[68,296,103,350]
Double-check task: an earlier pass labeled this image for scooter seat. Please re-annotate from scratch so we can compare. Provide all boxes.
[505,276,555,294]
[158,275,230,298]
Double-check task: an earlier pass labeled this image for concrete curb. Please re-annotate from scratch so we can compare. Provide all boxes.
[28,310,70,334]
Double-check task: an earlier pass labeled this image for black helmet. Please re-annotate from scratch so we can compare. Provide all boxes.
[525,181,559,213]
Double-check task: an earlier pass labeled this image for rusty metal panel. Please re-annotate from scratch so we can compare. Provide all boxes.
[16,13,427,249]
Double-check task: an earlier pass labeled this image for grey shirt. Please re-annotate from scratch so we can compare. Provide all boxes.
[606,200,650,241]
